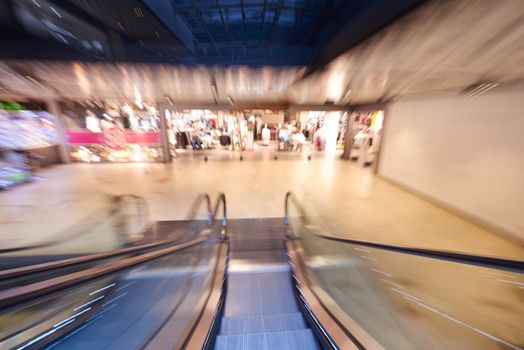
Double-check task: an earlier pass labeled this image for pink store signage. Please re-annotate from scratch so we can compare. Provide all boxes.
[67,130,161,148]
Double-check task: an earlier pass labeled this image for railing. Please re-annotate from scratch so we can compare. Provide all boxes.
[0,192,216,289]
[284,191,524,350]
[175,193,230,350]
[284,191,524,270]
[0,192,228,350]
[213,192,228,240]
[0,193,153,256]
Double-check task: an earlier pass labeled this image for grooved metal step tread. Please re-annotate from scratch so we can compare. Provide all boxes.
[214,329,320,350]
[219,312,307,335]
[225,271,298,317]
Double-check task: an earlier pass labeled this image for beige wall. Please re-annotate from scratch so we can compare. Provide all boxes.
[378,89,524,241]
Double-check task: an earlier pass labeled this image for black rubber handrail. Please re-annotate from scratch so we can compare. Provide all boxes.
[0,238,179,281]
[284,191,524,271]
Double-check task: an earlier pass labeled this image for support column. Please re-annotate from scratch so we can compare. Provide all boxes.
[46,99,70,163]
[157,102,172,163]
[341,109,354,160]
[373,107,388,174]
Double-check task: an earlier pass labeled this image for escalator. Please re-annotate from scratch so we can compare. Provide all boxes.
[213,219,319,349]
[182,193,524,350]
[1,192,523,350]
[0,193,222,350]
[0,194,199,292]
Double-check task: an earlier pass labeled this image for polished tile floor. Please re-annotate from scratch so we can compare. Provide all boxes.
[1,148,523,259]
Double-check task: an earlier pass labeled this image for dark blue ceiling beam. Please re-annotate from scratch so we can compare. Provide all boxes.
[142,0,195,53]
[190,0,223,59]
[168,3,322,14]
[269,0,283,41]
[260,0,268,30]
[240,0,247,32]
[196,41,316,49]
[215,0,231,42]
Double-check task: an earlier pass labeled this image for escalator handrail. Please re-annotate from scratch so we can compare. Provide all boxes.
[0,192,212,281]
[0,193,153,254]
[213,192,227,240]
[0,192,218,309]
[0,238,177,281]
[174,193,229,350]
[284,191,524,270]
[186,192,212,224]
[0,235,208,309]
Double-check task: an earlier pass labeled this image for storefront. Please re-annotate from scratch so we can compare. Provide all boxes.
[62,101,164,163]
[0,101,61,189]
[293,110,349,153]
[164,108,285,154]
[347,110,384,166]
[0,97,382,173]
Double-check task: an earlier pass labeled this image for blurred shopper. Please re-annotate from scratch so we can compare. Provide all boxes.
[191,134,202,150]
[292,131,306,151]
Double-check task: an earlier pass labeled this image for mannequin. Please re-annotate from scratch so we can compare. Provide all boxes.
[262,123,270,146]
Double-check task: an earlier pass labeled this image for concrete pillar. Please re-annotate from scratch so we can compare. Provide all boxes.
[373,108,388,174]
[46,99,70,163]
[341,111,354,160]
[157,102,172,163]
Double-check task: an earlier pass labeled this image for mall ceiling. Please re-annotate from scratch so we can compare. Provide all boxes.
[0,0,424,66]
[0,0,524,105]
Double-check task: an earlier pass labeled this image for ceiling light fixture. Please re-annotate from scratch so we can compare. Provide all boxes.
[341,88,352,102]
[462,82,499,100]
[133,7,144,18]
[165,96,173,105]
[227,96,234,105]
[50,6,62,18]
[24,75,51,92]
[210,77,219,104]
[388,96,400,104]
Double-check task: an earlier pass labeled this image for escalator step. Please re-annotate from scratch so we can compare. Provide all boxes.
[225,271,299,316]
[214,329,320,350]
[219,312,307,335]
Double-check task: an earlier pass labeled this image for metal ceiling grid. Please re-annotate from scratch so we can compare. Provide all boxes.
[170,0,328,65]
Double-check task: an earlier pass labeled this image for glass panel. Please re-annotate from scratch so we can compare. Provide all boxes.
[0,193,151,270]
[0,200,221,349]
[288,193,524,350]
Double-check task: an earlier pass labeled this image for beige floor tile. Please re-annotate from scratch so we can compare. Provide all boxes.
[0,152,522,259]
